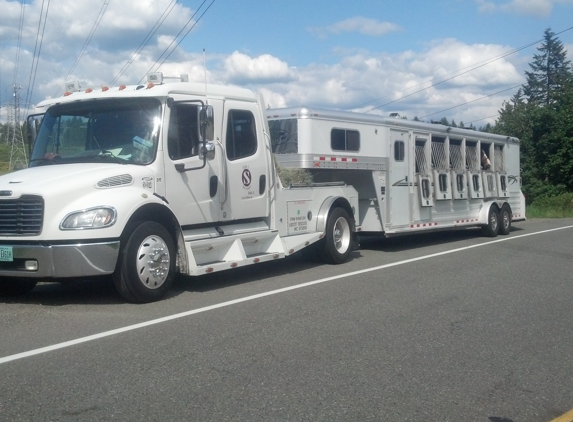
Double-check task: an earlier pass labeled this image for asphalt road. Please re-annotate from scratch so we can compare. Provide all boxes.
[1,218,572,422]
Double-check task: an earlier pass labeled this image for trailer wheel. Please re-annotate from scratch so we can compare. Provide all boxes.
[499,205,512,236]
[482,206,500,238]
[114,221,175,303]
[322,207,353,265]
[0,278,38,296]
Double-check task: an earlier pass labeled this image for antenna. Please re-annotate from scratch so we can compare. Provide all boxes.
[203,48,208,104]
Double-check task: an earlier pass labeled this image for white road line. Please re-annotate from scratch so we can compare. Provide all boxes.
[1,224,572,366]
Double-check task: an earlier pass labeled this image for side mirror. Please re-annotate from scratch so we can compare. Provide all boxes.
[200,105,214,142]
[27,114,43,145]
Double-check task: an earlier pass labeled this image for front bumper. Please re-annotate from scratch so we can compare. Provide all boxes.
[0,241,120,278]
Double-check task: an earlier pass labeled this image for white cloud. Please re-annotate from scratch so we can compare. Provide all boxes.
[223,52,298,84]
[0,0,529,127]
[476,0,573,17]
[309,17,401,39]
[0,0,197,108]
[255,39,524,126]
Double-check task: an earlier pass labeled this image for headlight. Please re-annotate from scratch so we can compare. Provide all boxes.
[60,207,117,230]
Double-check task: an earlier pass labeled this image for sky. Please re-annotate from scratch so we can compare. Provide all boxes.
[1,0,573,128]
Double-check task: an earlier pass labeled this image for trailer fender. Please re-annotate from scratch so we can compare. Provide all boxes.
[478,201,501,225]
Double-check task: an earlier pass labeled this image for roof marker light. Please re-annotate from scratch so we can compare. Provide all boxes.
[119,85,126,90]
[85,88,93,93]
[102,86,109,92]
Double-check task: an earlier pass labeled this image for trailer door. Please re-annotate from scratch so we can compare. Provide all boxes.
[389,130,411,227]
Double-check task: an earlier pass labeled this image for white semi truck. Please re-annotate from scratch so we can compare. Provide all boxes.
[0,74,359,302]
[268,106,525,238]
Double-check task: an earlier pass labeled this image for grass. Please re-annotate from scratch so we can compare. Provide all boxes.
[0,142,10,176]
[525,192,573,218]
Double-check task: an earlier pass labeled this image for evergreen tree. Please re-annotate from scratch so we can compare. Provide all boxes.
[523,28,572,107]
[495,29,573,202]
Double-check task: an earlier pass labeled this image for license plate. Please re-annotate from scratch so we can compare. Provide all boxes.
[0,246,13,262]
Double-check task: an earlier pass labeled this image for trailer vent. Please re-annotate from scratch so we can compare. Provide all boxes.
[96,174,134,188]
[0,195,44,236]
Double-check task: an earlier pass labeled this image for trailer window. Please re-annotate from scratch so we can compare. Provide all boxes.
[394,141,405,161]
[421,178,431,199]
[456,174,465,192]
[226,110,258,160]
[472,174,481,191]
[269,119,298,154]
[167,104,199,160]
[438,174,448,192]
[486,174,495,191]
[500,175,507,191]
[415,139,428,174]
[331,129,359,151]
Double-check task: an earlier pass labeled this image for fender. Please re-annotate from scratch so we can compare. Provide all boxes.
[478,201,503,225]
[316,196,356,234]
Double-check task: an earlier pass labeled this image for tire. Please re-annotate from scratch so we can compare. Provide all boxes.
[321,207,353,265]
[499,205,512,236]
[113,221,175,303]
[0,278,38,296]
[482,206,500,238]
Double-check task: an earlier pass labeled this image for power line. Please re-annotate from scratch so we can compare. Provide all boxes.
[467,114,499,125]
[109,0,179,86]
[138,0,216,83]
[418,84,522,119]
[24,0,51,114]
[360,25,573,113]
[51,0,110,98]
[12,0,26,86]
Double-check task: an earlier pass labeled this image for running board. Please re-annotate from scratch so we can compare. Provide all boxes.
[184,229,286,275]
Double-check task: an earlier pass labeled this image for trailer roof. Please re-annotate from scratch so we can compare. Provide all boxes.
[268,106,519,144]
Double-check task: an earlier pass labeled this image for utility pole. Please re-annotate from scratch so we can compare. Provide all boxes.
[9,83,27,171]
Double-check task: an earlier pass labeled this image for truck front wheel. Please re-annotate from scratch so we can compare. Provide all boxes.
[321,207,353,265]
[114,221,175,303]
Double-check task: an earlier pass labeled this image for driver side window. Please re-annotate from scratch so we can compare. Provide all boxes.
[168,104,200,160]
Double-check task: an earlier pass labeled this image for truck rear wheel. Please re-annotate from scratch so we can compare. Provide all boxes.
[114,221,175,303]
[482,206,500,238]
[0,278,38,296]
[321,207,353,265]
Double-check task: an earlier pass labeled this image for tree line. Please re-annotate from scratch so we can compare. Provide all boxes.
[439,29,573,205]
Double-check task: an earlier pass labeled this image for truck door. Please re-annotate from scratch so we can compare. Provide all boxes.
[389,129,411,227]
[163,100,221,226]
[221,100,270,221]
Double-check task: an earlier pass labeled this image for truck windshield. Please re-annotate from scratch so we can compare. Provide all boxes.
[30,98,162,167]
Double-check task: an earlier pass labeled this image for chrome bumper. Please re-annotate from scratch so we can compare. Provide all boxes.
[0,241,120,278]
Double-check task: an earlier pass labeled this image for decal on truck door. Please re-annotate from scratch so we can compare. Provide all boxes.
[242,168,252,189]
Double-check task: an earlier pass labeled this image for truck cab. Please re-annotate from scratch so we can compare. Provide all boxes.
[0,74,358,302]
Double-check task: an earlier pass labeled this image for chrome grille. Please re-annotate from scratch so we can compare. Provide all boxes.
[0,195,44,236]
